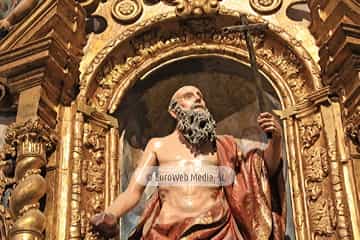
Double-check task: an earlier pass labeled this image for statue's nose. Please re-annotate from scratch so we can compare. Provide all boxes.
[194,95,201,103]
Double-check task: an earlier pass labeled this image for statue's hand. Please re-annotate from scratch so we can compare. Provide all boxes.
[0,19,11,31]
[90,212,119,238]
[257,112,282,139]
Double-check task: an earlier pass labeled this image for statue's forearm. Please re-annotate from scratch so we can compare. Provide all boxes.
[263,135,282,177]
[6,0,38,25]
[104,190,142,219]
[103,140,156,219]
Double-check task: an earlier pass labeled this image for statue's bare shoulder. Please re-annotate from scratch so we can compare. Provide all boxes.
[145,133,181,163]
[142,135,163,153]
[145,136,168,151]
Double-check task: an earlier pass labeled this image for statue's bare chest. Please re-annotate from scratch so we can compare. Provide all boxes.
[156,142,218,166]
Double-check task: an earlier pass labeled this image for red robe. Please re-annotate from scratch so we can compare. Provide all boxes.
[128,135,286,240]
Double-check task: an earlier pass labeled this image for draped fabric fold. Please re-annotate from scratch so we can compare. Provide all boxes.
[128,135,285,240]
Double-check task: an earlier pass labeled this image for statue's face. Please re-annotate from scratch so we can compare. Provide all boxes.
[169,86,216,145]
[174,86,207,112]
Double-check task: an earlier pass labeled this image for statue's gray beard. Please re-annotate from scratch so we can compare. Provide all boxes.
[172,103,216,146]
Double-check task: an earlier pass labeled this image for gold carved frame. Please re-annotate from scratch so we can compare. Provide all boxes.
[0,0,358,240]
[72,8,356,240]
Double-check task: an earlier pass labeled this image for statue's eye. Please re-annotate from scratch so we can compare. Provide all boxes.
[183,93,193,99]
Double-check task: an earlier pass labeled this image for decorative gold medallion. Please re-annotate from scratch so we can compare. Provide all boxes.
[249,0,282,14]
[112,0,143,24]
[162,0,220,16]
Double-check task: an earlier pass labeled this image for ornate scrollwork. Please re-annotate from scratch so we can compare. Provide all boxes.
[308,198,336,237]
[163,0,221,16]
[299,117,337,238]
[112,0,143,24]
[249,0,282,14]
[0,154,15,240]
[81,123,106,239]
[304,147,329,183]
[81,11,320,110]
[110,0,220,23]
[5,119,58,155]
[299,120,321,150]
[87,16,310,112]
[345,108,360,153]
[256,47,307,99]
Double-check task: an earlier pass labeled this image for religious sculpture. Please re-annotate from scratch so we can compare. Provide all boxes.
[91,85,285,239]
[0,0,357,238]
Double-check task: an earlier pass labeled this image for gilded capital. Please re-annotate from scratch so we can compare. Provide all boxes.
[5,119,57,161]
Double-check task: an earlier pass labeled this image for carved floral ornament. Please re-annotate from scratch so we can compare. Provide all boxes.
[345,108,360,153]
[164,0,221,16]
[298,117,340,238]
[249,0,282,14]
[80,10,320,114]
[112,0,143,24]
[110,0,221,23]
[109,0,281,24]
[80,123,107,239]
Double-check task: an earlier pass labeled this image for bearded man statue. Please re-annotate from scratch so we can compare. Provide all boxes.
[91,85,286,240]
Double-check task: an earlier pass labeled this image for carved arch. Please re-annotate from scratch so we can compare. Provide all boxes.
[80,9,322,114]
[78,8,335,240]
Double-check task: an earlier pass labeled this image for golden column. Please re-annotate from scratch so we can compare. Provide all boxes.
[6,119,57,239]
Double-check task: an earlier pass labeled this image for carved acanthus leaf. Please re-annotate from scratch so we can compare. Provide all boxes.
[5,119,58,153]
[164,0,221,16]
[299,120,322,150]
[345,108,360,153]
[81,123,106,239]
[304,147,329,183]
[299,116,337,238]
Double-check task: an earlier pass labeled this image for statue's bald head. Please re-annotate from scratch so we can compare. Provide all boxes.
[168,85,205,113]
[170,85,202,103]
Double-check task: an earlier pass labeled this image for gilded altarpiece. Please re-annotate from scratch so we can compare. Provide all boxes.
[75,9,356,240]
[0,0,359,240]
